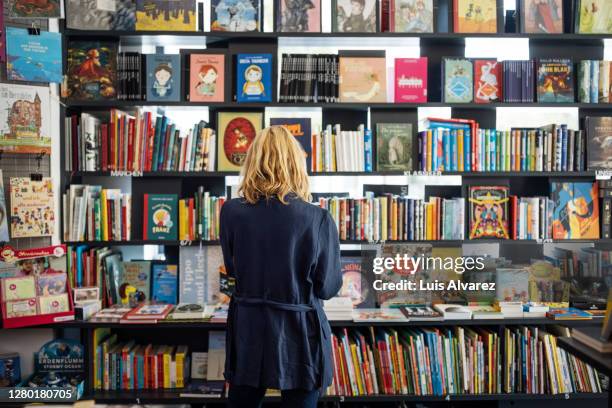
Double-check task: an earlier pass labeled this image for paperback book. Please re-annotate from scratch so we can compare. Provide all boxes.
[236,54,272,102]
[575,0,612,34]
[332,0,378,32]
[391,0,434,32]
[453,0,498,33]
[189,53,225,102]
[520,0,563,33]
[5,28,62,83]
[122,261,152,301]
[146,53,181,102]
[586,116,612,169]
[216,111,263,171]
[151,263,178,304]
[66,0,136,30]
[394,57,427,103]
[443,58,473,103]
[211,0,261,31]
[550,182,599,239]
[474,59,502,103]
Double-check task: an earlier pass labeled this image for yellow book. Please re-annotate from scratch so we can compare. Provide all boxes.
[425,203,433,240]
[178,200,186,240]
[457,129,463,171]
[391,198,397,240]
[380,197,388,241]
[92,328,110,390]
[349,344,364,395]
[426,130,432,170]
[100,189,108,240]
[163,346,175,389]
[174,345,188,388]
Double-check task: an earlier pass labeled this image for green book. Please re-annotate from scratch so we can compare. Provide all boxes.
[143,193,178,240]
[375,123,413,172]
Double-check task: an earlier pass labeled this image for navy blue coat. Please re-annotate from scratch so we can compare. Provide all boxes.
[219,196,342,391]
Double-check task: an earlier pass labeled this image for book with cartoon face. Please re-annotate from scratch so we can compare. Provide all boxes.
[236,54,272,102]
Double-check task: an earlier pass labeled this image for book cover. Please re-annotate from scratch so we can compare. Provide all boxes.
[333,0,378,32]
[352,308,408,322]
[38,293,70,314]
[394,57,427,103]
[0,171,9,242]
[143,194,178,240]
[473,59,502,103]
[7,0,61,18]
[5,298,37,318]
[136,0,196,31]
[392,0,433,32]
[152,263,178,304]
[236,54,272,103]
[5,28,62,83]
[338,256,375,308]
[211,0,261,31]
[453,0,497,33]
[576,0,612,34]
[551,182,599,239]
[586,116,612,170]
[123,261,152,301]
[37,273,67,296]
[520,0,563,33]
[468,185,510,239]
[66,0,112,29]
[179,246,223,305]
[547,307,593,320]
[536,58,574,103]
[495,267,529,302]
[339,56,387,103]
[9,177,54,238]
[126,303,172,319]
[146,53,181,102]
[269,117,312,168]
[1,275,36,300]
[66,41,118,100]
[375,123,413,171]
[277,0,321,32]
[189,53,225,102]
[443,58,473,103]
[216,111,262,171]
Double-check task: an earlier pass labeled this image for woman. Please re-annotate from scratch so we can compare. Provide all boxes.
[220,126,342,408]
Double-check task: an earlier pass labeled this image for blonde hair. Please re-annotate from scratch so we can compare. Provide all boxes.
[239,125,311,204]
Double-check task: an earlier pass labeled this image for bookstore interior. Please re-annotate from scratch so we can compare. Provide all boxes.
[0,0,612,406]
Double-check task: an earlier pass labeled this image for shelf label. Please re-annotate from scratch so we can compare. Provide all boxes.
[179,240,193,246]
[536,238,553,244]
[596,170,612,180]
[110,170,143,177]
[406,170,442,177]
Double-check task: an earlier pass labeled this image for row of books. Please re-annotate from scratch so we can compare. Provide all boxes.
[66,110,216,172]
[279,54,340,103]
[178,190,226,241]
[549,242,612,279]
[578,60,612,104]
[312,125,373,172]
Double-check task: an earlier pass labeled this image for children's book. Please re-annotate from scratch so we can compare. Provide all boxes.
[332,0,378,32]
[236,54,272,102]
[151,263,178,304]
[339,55,387,103]
[216,111,263,171]
[136,0,196,31]
[443,58,473,103]
[269,117,312,168]
[473,59,502,103]
[537,58,574,102]
[122,261,152,301]
[189,53,225,102]
[146,53,181,102]
[211,0,261,31]
[276,0,321,32]
[453,0,498,33]
[468,185,510,239]
[575,0,612,34]
[551,182,599,239]
[66,41,118,100]
[520,0,563,33]
[6,28,63,83]
[495,267,529,302]
[143,194,178,240]
[547,307,593,320]
[391,0,433,32]
[9,177,54,238]
[394,57,427,103]
[375,123,413,171]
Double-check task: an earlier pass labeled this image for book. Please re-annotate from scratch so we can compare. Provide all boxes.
[206,331,225,381]
[351,308,408,322]
[116,51,144,100]
[6,0,61,17]
[5,28,62,83]
[443,58,473,103]
[0,171,9,242]
[5,298,37,318]
[375,123,412,171]
[520,0,563,33]
[124,303,173,320]
[146,53,181,102]
[188,53,225,102]
[495,267,529,302]
[276,0,321,32]
[211,0,261,31]
[332,0,378,32]
[66,41,118,100]
[393,57,427,103]
[9,177,54,238]
[398,305,443,320]
[576,0,611,34]
[269,117,312,169]
[143,194,178,241]
[551,182,599,239]
[278,54,339,103]
[38,293,70,314]
[236,54,272,103]
[0,353,21,386]
[433,303,472,319]
[66,0,136,30]
[468,305,503,319]
[536,58,574,103]
[473,59,502,103]
[216,111,262,171]
[1,275,36,300]
[453,0,497,33]
[546,307,593,320]
[339,55,387,103]
[586,116,612,170]
[151,263,178,304]
[170,303,212,319]
[0,83,51,154]
[338,256,372,308]
[391,0,433,32]
[37,273,67,296]
[468,186,510,239]
[122,261,152,301]
[91,305,131,322]
[179,246,222,305]
[312,124,372,172]
[135,0,196,31]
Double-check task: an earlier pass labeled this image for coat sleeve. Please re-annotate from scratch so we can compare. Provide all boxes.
[313,211,342,300]
[220,203,235,277]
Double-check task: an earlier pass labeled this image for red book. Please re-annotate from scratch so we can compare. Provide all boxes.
[188,198,194,240]
[121,199,127,241]
[124,304,173,320]
[127,118,135,171]
[394,57,428,103]
[143,194,149,240]
[474,59,502,103]
[109,110,116,171]
[101,123,109,171]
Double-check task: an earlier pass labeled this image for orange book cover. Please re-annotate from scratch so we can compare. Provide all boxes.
[339,56,387,103]
[189,53,225,102]
[454,0,497,33]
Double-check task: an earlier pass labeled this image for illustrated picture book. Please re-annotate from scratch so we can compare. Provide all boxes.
[520,0,563,33]
[0,83,51,154]
[338,256,375,308]
[236,54,272,103]
[333,0,378,32]
[269,117,312,169]
[146,53,181,102]
[468,185,510,239]
[453,0,498,33]
[136,0,197,31]
[7,0,61,18]
[122,261,152,301]
[66,41,118,100]
[375,123,413,171]
[496,267,529,302]
[474,59,502,103]
[339,54,387,103]
[5,28,63,83]
[443,58,473,103]
[276,0,321,32]
[586,116,612,170]
[65,0,136,30]
[576,0,612,34]
[551,182,599,239]
[9,178,55,238]
[189,53,225,102]
[217,111,263,171]
[394,57,427,103]
[391,0,433,32]
[143,194,178,240]
[211,0,261,31]
[151,263,178,304]
[537,58,574,103]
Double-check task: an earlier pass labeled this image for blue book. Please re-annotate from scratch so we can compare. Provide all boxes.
[364,128,372,172]
[443,130,451,171]
[450,130,457,171]
[146,53,181,102]
[151,263,178,304]
[6,27,63,83]
[236,53,272,102]
[589,59,599,103]
[490,130,497,172]
[464,131,471,171]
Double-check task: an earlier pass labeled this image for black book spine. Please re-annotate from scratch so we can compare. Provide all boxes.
[602,197,611,239]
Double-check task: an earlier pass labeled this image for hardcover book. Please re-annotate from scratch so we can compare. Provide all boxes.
[216,111,263,171]
[496,267,529,302]
[122,261,152,301]
[66,41,118,100]
[443,58,473,103]
[453,0,497,33]
[375,123,413,171]
[576,0,612,34]
[146,53,181,102]
[520,0,563,33]
[125,303,173,319]
[468,185,510,239]
[0,171,8,243]
[9,178,54,238]
[547,307,593,320]
[551,182,599,239]
[211,0,261,31]
[269,117,312,169]
[586,116,612,170]
[332,0,378,32]
[339,55,387,103]
[0,353,20,386]
[189,53,225,102]
[277,0,321,32]
[536,58,574,103]
[136,0,196,31]
[474,59,502,103]
[5,28,63,83]
[152,263,178,304]
[179,246,223,304]
[236,54,272,103]
[338,256,375,308]
[394,57,427,103]
[143,193,178,240]
[391,0,433,32]
[7,0,61,18]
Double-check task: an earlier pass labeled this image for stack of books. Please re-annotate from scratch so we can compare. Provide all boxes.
[311,125,373,173]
